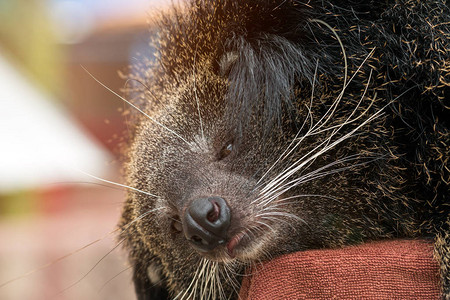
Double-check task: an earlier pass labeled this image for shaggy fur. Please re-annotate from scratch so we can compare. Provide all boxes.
[120,0,449,299]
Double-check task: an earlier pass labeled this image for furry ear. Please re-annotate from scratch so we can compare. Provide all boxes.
[219,51,239,76]
[132,261,169,300]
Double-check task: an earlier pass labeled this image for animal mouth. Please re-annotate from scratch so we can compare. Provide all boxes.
[180,195,273,260]
[226,231,246,258]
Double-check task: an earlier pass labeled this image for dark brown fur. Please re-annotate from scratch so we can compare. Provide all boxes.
[120,0,449,299]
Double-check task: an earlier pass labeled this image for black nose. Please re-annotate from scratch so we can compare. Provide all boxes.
[182,197,231,252]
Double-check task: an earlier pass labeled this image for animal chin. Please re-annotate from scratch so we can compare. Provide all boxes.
[189,229,257,263]
[208,225,270,263]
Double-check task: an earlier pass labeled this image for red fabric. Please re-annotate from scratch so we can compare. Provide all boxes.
[239,240,440,300]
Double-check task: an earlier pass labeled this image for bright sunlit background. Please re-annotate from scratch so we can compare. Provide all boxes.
[0,0,168,299]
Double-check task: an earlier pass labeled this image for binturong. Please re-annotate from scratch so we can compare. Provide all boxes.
[119,0,449,299]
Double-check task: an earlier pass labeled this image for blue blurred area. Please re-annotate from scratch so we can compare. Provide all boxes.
[48,0,153,20]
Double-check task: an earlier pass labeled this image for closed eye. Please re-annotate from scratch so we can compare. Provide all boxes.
[218,142,233,160]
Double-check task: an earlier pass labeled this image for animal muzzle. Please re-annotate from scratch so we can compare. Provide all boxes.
[182,197,231,252]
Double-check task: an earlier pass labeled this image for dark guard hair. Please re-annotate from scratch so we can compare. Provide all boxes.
[120,0,449,299]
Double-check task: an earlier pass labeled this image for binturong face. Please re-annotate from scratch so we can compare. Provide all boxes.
[124,65,303,263]
[118,0,450,298]
[121,49,387,298]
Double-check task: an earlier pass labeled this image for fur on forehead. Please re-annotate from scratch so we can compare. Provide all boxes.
[145,0,337,133]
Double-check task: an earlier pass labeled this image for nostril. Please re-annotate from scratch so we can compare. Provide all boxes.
[206,201,220,223]
[188,197,231,237]
[183,197,231,252]
[191,235,204,244]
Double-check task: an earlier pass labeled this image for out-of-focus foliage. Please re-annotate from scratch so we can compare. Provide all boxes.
[0,0,63,96]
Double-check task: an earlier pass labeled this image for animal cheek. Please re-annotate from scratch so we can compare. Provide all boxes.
[147,263,163,284]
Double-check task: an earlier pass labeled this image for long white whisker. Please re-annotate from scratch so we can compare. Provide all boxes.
[120,208,166,237]
[82,66,189,145]
[75,168,159,198]
[61,207,165,295]
[255,59,320,186]
[256,153,375,206]
[255,49,376,196]
[204,260,211,299]
[221,263,241,297]
[309,48,375,135]
[257,205,306,220]
[310,18,348,88]
[256,101,384,204]
[192,45,205,140]
[310,71,375,137]
[173,258,204,300]
[269,194,342,205]
[258,155,382,207]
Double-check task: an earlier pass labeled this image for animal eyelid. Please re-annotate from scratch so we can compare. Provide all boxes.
[218,142,233,160]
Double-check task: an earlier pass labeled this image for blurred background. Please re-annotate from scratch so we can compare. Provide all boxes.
[0,0,168,299]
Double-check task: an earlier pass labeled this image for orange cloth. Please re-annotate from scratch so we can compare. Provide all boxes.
[239,240,440,299]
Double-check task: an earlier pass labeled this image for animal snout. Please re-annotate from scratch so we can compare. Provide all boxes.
[182,197,231,252]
